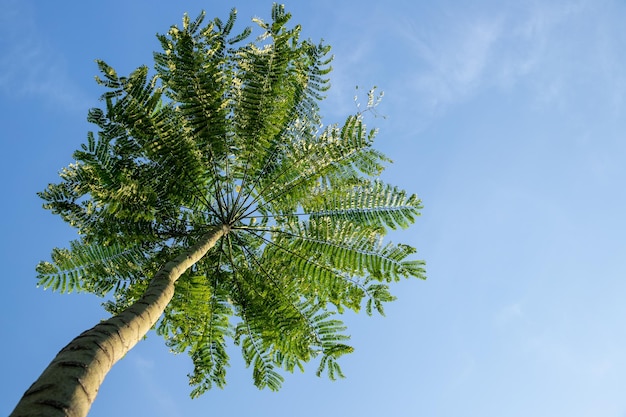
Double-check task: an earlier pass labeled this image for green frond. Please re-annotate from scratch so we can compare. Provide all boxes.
[36,240,146,295]
[235,316,285,391]
[183,11,206,34]
[230,276,353,390]
[276,218,422,281]
[304,179,422,230]
[364,281,396,316]
[310,310,352,380]
[157,271,233,397]
[254,232,365,311]
[255,115,389,215]
[227,12,332,215]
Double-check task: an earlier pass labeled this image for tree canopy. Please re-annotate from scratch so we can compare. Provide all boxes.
[35,4,425,397]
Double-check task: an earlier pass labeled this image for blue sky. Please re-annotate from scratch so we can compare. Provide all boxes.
[2,0,626,416]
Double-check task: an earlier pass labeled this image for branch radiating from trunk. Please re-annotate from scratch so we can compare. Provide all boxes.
[10,225,229,417]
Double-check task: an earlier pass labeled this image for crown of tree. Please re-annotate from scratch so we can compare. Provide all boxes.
[35,4,425,397]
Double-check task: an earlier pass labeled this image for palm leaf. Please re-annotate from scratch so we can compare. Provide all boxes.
[304,179,422,230]
[36,240,146,295]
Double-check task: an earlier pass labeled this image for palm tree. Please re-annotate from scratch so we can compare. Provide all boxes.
[10,5,425,417]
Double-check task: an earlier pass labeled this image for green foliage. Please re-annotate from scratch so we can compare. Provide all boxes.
[157,269,233,396]
[38,4,425,395]
[36,240,146,295]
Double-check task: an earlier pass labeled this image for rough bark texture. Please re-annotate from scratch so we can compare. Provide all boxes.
[10,225,229,417]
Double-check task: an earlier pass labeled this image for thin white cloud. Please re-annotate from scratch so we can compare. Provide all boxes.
[0,0,89,111]
[386,1,626,121]
[505,2,586,105]
[494,302,523,327]
[523,331,620,382]
[131,354,184,417]
[419,18,502,99]
[392,10,504,116]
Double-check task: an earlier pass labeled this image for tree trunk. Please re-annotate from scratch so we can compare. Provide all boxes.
[10,225,230,417]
